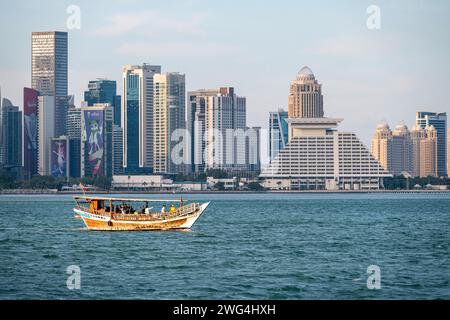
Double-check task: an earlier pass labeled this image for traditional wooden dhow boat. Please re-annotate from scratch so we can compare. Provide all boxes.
[73,196,210,231]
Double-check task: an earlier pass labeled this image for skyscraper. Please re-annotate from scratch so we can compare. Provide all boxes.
[122,64,161,174]
[416,112,447,177]
[81,104,113,177]
[391,123,413,176]
[113,125,123,175]
[419,126,437,177]
[371,123,392,172]
[153,72,186,174]
[187,87,247,173]
[23,88,39,179]
[288,66,323,118]
[37,96,55,176]
[187,89,218,174]
[67,98,81,178]
[84,79,121,126]
[31,31,68,137]
[269,109,288,160]
[447,129,450,176]
[1,101,22,178]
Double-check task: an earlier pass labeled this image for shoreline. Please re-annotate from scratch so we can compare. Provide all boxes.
[0,189,449,195]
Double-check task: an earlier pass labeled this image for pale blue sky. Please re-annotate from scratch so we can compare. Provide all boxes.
[1,0,449,144]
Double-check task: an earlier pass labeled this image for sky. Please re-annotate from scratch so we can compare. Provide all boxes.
[0,0,449,145]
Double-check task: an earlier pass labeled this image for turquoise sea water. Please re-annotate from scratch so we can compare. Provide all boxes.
[0,193,449,299]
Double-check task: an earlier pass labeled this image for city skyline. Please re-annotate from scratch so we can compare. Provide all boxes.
[1,0,449,146]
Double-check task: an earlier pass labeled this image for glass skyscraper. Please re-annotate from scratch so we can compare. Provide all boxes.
[269,109,289,160]
[416,112,447,177]
[84,79,121,126]
[122,64,161,174]
[31,31,68,137]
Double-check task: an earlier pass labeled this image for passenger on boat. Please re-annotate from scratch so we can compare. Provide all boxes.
[170,204,176,213]
[161,205,166,213]
[145,207,151,214]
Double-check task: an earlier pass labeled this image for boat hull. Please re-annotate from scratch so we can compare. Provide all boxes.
[74,202,209,231]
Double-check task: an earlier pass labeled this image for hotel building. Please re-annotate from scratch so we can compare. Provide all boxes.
[260,67,391,190]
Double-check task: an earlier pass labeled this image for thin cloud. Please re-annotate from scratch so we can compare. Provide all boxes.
[95,10,208,37]
[115,41,239,57]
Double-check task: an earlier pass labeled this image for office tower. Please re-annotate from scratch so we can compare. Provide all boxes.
[419,126,437,177]
[416,112,447,177]
[153,72,186,174]
[288,66,323,118]
[1,101,22,178]
[84,79,121,126]
[187,87,246,173]
[81,103,113,177]
[22,88,39,179]
[246,126,261,173]
[122,64,161,174]
[67,99,81,178]
[31,31,68,137]
[391,123,413,176]
[50,136,70,177]
[269,109,289,160]
[113,125,123,175]
[260,68,391,190]
[37,96,55,176]
[448,129,450,177]
[371,123,392,172]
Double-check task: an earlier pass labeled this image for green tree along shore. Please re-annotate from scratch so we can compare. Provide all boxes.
[0,170,112,191]
[0,168,449,191]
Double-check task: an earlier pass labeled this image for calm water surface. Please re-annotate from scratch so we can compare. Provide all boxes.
[0,193,449,299]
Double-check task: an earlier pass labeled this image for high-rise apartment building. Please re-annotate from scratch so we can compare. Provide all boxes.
[269,109,289,160]
[288,66,323,118]
[419,126,437,177]
[122,64,161,174]
[31,31,68,137]
[187,89,217,174]
[153,72,186,174]
[416,112,447,177]
[371,123,392,172]
[391,123,413,176]
[187,87,247,174]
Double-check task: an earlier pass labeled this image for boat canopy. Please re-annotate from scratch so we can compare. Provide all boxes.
[73,196,184,202]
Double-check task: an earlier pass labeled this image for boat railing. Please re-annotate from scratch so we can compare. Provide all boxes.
[76,202,199,220]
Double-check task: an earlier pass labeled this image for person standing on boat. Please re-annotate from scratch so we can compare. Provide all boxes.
[170,204,176,213]
[161,205,166,213]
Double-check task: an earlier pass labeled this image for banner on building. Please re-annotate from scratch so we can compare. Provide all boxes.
[84,110,104,176]
[51,139,68,177]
